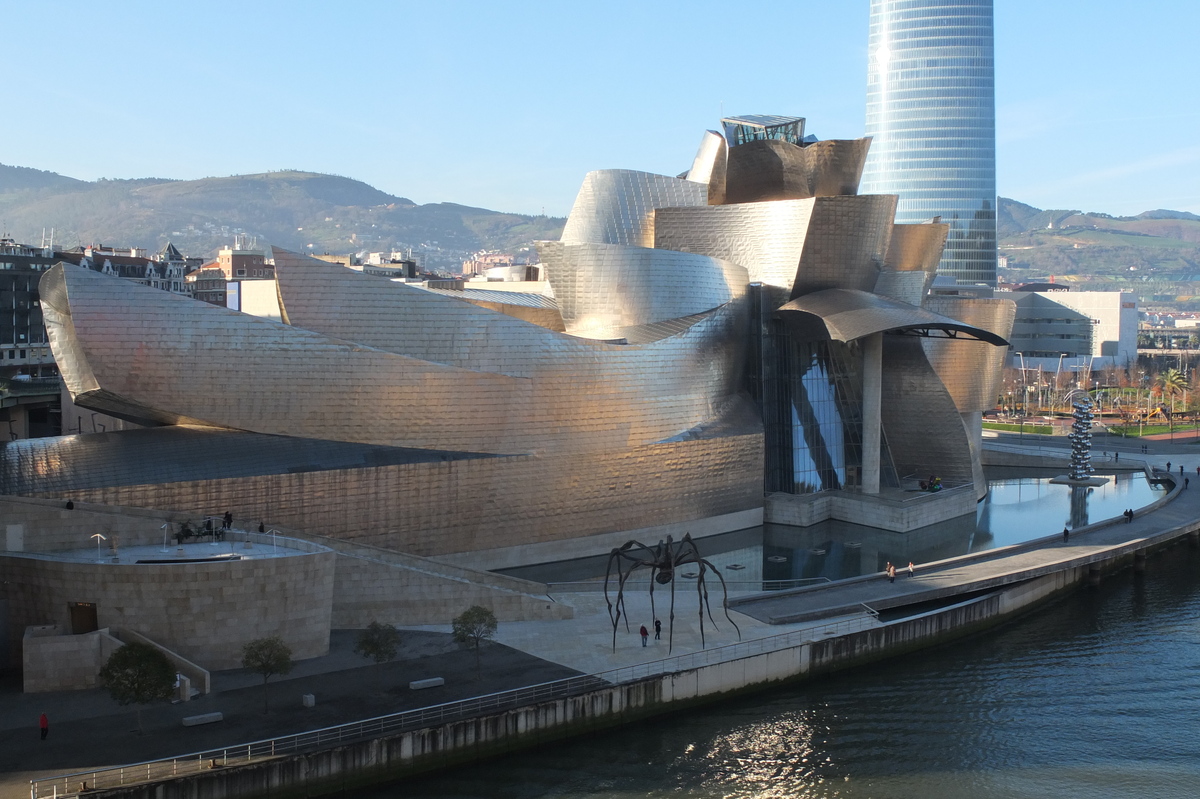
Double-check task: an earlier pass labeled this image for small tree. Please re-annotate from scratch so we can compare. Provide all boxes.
[241,636,293,713]
[354,621,402,663]
[452,605,497,670]
[99,642,175,733]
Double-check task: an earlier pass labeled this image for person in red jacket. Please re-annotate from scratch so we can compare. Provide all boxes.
[39,712,48,740]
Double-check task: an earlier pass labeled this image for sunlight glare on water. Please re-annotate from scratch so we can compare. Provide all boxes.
[385,543,1200,799]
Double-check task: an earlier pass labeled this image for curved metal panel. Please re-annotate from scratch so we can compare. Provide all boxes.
[528,242,747,339]
[276,248,570,375]
[789,194,897,297]
[654,199,815,290]
[872,270,927,306]
[559,169,707,248]
[778,289,1009,346]
[724,138,872,204]
[884,222,948,273]
[43,264,747,456]
[880,336,976,487]
[686,130,728,206]
[922,297,1016,413]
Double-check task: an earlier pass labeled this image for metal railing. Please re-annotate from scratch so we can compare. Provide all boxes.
[545,577,831,594]
[30,611,878,799]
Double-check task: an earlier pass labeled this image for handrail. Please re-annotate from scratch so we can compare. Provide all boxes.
[29,610,880,799]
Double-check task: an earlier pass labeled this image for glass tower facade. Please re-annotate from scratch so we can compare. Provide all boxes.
[862,0,997,286]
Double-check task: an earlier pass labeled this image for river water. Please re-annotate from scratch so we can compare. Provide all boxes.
[393,472,1197,798]
[385,542,1200,798]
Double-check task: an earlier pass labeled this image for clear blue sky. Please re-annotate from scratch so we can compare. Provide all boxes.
[4,1,1198,217]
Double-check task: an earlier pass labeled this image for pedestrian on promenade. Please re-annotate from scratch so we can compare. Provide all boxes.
[1181,465,1185,476]
[258,522,265,533]
[885,561,893,580]
[1125,509,1133,523]
[887,564,896,583]
[39,712,48,740]
[1063,526,1070,543]
[639,625,649,647]
[654,619,661,640]
[222,511,232,531]
[1115,451,1119,462]
[907,561,915,578]
[1167,461,1172,472]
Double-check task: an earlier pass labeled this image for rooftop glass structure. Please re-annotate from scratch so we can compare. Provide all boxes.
[861,0,998,286]
[721,115,806,147]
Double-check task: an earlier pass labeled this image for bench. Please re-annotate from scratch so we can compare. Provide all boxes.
[182,712,223,727]
[409,677,445,690]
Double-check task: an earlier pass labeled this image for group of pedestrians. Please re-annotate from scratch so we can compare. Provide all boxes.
[883,561,915,583]
[638,618,662,646]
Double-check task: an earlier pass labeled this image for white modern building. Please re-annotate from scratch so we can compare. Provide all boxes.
[1005,289,1137,372]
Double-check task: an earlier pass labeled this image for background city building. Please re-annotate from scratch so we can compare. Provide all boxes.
[862,0,998,286]
[1005,287,1138,372]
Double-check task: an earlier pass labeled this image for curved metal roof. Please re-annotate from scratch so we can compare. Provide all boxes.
[777,289,1009,346]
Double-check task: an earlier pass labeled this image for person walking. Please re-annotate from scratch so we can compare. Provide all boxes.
[1114,451,1119,462]
[654,619,661,640]
[639,625,649,647]
[1181,465,1185,476]
[39,712,48,741]
[887,564,896,583]
[1063,526,1070,543]
[1167,461,1172,473]
[907,561,915,578]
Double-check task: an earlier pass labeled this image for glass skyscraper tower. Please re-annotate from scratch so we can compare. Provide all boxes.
[862,0,997,285]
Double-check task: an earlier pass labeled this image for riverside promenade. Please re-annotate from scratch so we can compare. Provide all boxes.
[11,439,1200,799]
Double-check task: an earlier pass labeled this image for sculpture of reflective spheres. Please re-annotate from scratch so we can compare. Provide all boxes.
[4,115,1014,566]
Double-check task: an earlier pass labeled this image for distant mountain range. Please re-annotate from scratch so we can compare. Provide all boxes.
[0,164,565,270]
[3,162,1199,281]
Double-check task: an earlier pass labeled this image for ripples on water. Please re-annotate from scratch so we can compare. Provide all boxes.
[386,545,1200,799]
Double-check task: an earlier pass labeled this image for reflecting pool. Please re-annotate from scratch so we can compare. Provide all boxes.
[503,469,1165,587]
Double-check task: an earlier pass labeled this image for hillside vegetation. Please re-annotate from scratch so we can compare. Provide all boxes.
[0,165,564,269]
[998,197,1200,281]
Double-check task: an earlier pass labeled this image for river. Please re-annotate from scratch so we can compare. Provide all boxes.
[394,492,1199,798]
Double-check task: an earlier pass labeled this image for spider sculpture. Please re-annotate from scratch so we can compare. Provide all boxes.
[603,533,740,654]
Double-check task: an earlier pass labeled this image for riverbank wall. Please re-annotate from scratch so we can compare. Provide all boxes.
[75,519,1200,799]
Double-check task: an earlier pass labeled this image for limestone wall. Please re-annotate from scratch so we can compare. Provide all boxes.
[2,549,334,671]
[22,626,123,692]
[31,434,763,559]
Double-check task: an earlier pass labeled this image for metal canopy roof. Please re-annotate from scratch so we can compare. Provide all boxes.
[777,289,1010,346]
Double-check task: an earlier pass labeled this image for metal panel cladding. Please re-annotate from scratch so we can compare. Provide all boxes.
[862,0,997,286]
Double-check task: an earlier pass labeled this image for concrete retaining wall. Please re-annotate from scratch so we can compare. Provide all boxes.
[765,486,976,532]
[22,626,123,693]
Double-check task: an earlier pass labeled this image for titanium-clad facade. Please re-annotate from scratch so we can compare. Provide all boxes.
[862,0,998,286]
[12,114,1015,562]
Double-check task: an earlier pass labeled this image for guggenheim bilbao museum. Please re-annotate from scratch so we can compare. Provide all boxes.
[4,115,1015,574]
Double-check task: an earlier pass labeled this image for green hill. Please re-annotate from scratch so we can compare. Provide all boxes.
[998,196,1200,282]
[0,165,564,270]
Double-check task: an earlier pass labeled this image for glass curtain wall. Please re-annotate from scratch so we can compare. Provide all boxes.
[862,0,997,286]
[762,323,899,495]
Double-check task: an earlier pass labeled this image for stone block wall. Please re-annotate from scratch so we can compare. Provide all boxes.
[35,433,764,559]
[22,626,123,692]
[2,549,334,671]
